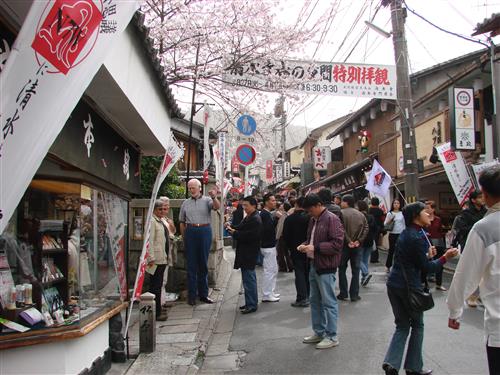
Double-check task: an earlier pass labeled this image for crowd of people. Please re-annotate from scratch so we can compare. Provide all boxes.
[147,165,500,375]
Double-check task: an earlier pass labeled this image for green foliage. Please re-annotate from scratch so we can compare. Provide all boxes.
[140,156,185,199]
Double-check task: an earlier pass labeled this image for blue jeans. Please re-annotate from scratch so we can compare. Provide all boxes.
[384,286,424,372]
[309,265,338,340]
[360,244,373,278]
[241,269,258,309]
[338,246,361,298]
[185,226,212,300]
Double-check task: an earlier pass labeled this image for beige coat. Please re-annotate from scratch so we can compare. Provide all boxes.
[148,215,168,266]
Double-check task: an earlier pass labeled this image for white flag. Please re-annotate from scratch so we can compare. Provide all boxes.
[366,159,392,197]
[0,0,140,234]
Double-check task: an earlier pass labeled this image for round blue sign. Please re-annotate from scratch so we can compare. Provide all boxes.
[236,115,257,136]
[236,144,256,166]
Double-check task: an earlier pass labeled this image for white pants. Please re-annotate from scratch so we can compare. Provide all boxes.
[261,247,278,298]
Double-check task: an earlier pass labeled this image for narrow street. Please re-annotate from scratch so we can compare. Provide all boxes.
[205,248,488,375]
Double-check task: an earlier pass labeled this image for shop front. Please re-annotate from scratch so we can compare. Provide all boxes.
[0,98,141,373]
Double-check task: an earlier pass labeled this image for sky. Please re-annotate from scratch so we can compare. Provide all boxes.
[283,0,500,132]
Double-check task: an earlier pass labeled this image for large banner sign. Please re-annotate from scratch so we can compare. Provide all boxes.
[436,142,475,206]
[0,0,140,234]
[222,58,396,99]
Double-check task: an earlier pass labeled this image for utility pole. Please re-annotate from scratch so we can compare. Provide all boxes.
[185,39,201,198]
[274,95,286,181]
[386,0,420,202]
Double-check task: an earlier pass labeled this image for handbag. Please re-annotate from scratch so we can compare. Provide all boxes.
[397,251,435,312]
[384,213,395,232]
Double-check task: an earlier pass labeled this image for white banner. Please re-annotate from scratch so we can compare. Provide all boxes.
[222,58,396,99]
[313,146,331,171]
[366,159,392,197]
[124,133,183,338]
[0,0,140,234]
[436,142,474,206]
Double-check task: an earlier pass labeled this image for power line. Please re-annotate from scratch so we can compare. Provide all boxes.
[402,0,489,48]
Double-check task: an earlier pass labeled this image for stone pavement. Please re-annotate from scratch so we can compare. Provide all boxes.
[109,246,235,375]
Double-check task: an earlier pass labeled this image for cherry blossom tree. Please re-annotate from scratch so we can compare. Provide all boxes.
[141,0,337,119]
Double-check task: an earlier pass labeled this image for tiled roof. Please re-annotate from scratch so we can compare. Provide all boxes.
[133,11,183,119]
[472,13,500,37]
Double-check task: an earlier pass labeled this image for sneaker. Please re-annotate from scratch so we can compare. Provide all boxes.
[436,285,447,291]
[302,334,322,344]
[361,274,372,286]
[315,337,339,349]
[273,293,281,298]
[262,296,280,302]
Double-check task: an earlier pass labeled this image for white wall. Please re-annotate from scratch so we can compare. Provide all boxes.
[103,26,172,150]
[0,321,109,374]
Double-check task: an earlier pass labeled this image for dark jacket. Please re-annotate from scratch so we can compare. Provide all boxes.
[453,205,487,248]
[232,205,244,227]
[233,211,262,270]
[387,225,446,290]
[362,212,377,247]
[369,206,385,234]
[260,209,277,248]
[305,209,344,274]
[283,209,310,256]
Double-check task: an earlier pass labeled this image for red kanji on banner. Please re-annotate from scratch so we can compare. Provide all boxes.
[443,149,457,163]
[31,0,103,75]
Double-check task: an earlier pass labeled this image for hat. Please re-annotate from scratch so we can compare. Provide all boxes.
[402,202,426,227]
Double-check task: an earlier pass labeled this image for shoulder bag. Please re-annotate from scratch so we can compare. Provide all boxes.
[397,251,434,312]
[383,213,395,232]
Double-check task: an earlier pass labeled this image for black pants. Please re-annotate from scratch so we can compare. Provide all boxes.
[487,345,500,375]
[291,252,309,302]
[277,237,294,272]
[386,233,400,269]
[149,264,167,317]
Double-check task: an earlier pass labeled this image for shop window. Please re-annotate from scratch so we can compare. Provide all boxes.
[0,180,127,336]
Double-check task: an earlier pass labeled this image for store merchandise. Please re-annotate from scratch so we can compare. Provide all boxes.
[41,258,64,283]
[19,307,43,326]
[24,283,33,305]
[42,287,64,315]
[42,234,64,250]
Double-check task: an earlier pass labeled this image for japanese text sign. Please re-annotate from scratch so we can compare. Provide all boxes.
[222,58,396,99]
[313,146,331,171]
[450,87,475,150]
[436,142,474,206]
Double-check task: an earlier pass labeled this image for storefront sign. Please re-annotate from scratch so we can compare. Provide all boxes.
[436,142,474,206]
[0,0,140,235]
[222,58,396,99]
[49,100,141,193]
[274,162,283,183]
[313,146,331,171]
[450,87,475,150]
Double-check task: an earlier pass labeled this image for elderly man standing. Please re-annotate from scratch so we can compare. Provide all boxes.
[180,179,220,306]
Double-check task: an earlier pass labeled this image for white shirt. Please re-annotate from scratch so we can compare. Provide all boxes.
[384,211,405,234]
[447,202,500,347]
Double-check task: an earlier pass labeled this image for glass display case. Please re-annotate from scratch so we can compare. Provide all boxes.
[0,180,128,336]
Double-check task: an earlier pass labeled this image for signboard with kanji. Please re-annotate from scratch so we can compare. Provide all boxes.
[313,146,331,170]
[450,87,475,150]
[235,144,256,166]
[222,58,396,99]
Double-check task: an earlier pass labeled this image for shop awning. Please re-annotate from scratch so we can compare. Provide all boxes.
[276,176,301,189]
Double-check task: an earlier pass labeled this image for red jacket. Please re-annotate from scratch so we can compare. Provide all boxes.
[306,209,345,274]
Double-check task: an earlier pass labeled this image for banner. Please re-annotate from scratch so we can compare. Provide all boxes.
[101,192,127,301]
[450,87,475,150]
[0,0,140,234]
[471,159,500,187]
[366,159,392,197]
[124,133,183,338]
[313,146,331,171]
[266,160,273,182]
[222,58,396,99]
[202,102,211,171]
[436,142,474,206]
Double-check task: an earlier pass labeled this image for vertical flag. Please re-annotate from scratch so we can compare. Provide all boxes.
[365,159,392,197]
